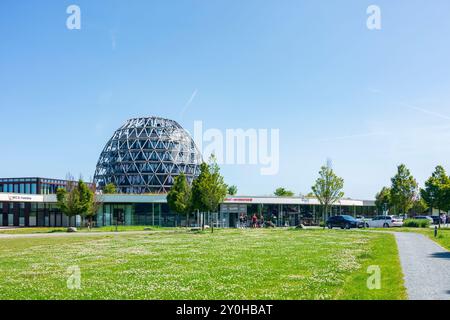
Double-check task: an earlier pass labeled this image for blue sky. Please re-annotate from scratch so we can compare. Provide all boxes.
[1,0,450,199]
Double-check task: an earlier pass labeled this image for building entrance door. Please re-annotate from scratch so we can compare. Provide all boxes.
[2,213,7,226]
[229,212,238,228]
[113,208,124,226]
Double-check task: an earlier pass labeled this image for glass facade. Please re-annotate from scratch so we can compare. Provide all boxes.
[95,203,178,227]
[1,201,71,227]
[0,177,93,195]
[0,178,39,194]
[220,203,377,228]
[1,198,376,228]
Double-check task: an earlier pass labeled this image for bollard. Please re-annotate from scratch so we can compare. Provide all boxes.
[435,225,438,238]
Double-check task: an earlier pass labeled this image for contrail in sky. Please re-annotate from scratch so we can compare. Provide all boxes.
[180,89,198,119]
[403,103,450,121]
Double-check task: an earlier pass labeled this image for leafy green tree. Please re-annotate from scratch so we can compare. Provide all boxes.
[227,185,238,196]
[274,187,294,197]
[410,197,428,215]
[103,183,117,194]
[311,165,344,221]
[56,187,80,227]
[192,156,228,231]
[56,176,82,228]
[420,165,450,215]
[167,173,193,227]
[78,180,93,214]
[78,180,100,228]
[88,192,103,229]
[205,156,228,210]
[375,187,392,214]
[390,164,418,215]
[192,163,211,216]
[56,178,98,228]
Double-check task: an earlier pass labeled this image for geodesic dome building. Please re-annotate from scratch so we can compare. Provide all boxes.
[94,117,202,194]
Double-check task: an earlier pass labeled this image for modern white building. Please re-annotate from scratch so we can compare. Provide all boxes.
[0,192,376,228]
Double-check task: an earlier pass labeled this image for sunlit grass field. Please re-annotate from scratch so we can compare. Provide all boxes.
[0,225,172,234]
[376,227,450,251]
[418,228,450,250]
[0,228,406,300]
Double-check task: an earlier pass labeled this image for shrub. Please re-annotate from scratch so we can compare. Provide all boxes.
[403,219,430,228]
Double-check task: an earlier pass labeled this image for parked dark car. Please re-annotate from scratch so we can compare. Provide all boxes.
[431,216,441,225]
[326,215,364,229]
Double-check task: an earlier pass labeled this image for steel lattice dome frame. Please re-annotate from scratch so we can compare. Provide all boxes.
[94,117,202,194]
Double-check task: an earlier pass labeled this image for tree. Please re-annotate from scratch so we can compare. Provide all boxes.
[88,192,103,229]
[311,164,344,222]
[77,180,100,229]
[167,173,192,227]
[375,187,392,214]
[410,197,428,215]
[274,187,294,197]
[390,164,418,215]
[192,155,228,231]
[56,188,79,227]
[227,185,238,196]
[103,183,117,194]
[204,156,228,210]
[56,175,82,228]
[420,165,450,216]
[56,176,99,229]
[192,163,211,219]
[78,179,93,214]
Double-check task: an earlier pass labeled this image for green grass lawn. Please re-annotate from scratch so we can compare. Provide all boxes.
[0,225,172,234]
[377,227,450,251]
[0,228,406,300]
[421,228,450,250]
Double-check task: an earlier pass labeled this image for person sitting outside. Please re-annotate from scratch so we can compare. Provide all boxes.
[259,214,265,228]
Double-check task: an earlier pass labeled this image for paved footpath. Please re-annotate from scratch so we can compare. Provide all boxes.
[395,232,450,300]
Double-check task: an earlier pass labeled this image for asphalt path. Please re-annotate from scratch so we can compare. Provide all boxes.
[394,232,450,300]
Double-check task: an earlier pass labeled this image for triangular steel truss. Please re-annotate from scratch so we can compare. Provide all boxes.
[94,116,202,194]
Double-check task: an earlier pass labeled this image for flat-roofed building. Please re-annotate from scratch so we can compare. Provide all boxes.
[0,191,376,228]
[0,177,93,195]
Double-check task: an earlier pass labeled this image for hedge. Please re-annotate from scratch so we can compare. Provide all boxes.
[403,219,430,228]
